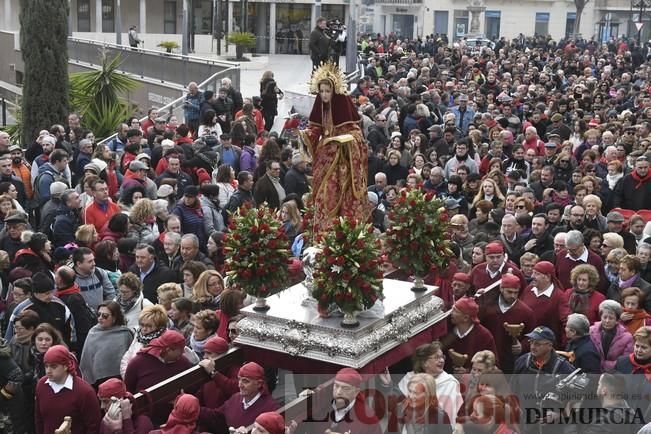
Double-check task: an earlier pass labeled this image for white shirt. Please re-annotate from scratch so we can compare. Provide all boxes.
[498,296,516,313]
[332,399,356,423]
[46,374,73,394]
[454,324,474,339]
[531,283,555,298]
[566,247,589,263]
[242,392,262,410]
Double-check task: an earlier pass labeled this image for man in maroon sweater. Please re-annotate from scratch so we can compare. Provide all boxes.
[300,368,382,434]
[555,229,607,292]
[479,274,535,374]
[520,261,570,348]
[442,297,498,372]
[470,242,526,308]
[35,345,101,434]
[199,362,280,434]
[124,330,196,425]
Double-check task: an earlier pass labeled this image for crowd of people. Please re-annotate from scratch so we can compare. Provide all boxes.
[1,27,651,434]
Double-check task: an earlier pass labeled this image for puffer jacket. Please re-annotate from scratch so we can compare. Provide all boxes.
[589,322,633,372]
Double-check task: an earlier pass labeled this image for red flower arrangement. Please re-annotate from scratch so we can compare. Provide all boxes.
[385,187,453,280]
[223,203,291,299]
[312,216,384,315]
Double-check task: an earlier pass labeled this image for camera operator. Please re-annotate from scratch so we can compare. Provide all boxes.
[309,17,330,71]
[511,326,575,433]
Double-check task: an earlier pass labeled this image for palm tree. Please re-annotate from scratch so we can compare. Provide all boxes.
[69,49,140,140]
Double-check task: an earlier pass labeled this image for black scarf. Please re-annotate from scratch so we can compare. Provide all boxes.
[136,327,165,345]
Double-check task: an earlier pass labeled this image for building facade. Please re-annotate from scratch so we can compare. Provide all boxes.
[2,0,649,54]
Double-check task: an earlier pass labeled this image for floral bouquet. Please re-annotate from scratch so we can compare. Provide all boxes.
[385,188,453,291]
[224,203,290,310]
[312,216,384,326]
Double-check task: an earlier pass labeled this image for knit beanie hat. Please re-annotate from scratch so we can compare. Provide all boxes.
[32,272,54,294]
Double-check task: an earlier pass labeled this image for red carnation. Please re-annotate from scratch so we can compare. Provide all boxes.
[355,239,365,249]
[440,212,449,222]
[409,200,416,207]
[251,226,258,234]
[326,256,336,265]
[336,256,345,266]
[342,271,352,281]
[242,269,253,279]
[425,192,434,201]
[336,231,345,240]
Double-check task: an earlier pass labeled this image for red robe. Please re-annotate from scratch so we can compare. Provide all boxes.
[197,367,240,409]
[441,323,498,371]
[35,375,101,434]
[520,284,570,347]
[480,300,536,373]
[470,261,526,307]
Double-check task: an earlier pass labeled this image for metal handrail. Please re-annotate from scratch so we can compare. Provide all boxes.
[97,65,239,145]
[68,36,240,69]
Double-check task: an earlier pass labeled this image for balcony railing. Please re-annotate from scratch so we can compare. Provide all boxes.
[374,0,423,5]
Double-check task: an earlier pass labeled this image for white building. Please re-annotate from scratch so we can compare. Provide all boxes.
[2,0,648,53]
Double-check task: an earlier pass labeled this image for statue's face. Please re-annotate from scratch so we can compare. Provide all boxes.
[319,83,333,103]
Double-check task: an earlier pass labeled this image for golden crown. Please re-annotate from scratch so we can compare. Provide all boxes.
[308,61,348,95]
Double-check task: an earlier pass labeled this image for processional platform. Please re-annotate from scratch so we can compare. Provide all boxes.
[234,279,447,373]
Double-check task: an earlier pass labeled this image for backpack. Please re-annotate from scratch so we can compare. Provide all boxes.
[33,168,68,203]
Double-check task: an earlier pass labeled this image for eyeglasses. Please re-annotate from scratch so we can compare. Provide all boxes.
[560,160,570,163]
[602,243,612,248]
[516,205,526,209]
[97,312,111,319]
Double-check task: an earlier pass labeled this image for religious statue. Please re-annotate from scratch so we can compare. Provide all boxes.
[299,62,371,235]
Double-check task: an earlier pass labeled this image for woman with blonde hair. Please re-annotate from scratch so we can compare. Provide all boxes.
[397,373,451,434]
[120,304,198,377]
[191,270,225,311]
[583,194,607,232]
[279,200,302,246]
[471,177,505,211]
[75,224,98,249]
[128,198,158,245]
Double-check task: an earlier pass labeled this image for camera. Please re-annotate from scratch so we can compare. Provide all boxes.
[324,19,346,40]
[541,368,591,408]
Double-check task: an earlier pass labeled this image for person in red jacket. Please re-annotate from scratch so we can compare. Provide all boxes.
[84,179,122,233]
[442,297,499,373]
[480,274,536,374]
[520,261,570,348]
[197,336,239,410]
[34,345,101,434]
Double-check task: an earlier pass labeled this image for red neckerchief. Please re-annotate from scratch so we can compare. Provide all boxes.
[56,284,81,297]
[631,170,651,189]
[629,353,651,381]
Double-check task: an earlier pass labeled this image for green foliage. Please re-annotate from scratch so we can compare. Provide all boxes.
[227,32,256,48]
[0,98,22,146]
[19,0,69,145]
[69,50,139,140]
[157,41,180,52]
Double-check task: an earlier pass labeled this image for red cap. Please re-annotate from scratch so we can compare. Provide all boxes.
[204,336,229,355]
[335,368,363,388]
[98,378,130,399]
[139,330,186,358]
[239,362,265,380]
[197,168,211,185]
[44,345,78,375]
[454,298,480,323]
[500,274,520,289]
[256,412,286,434]
[485,242,504,255]
[452,272,471,284]
[533,261,555,276]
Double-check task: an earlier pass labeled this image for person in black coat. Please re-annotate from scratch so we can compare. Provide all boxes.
[253,161,285,210]
[51,190,82,248]
[128,244,178,303]
[309,17,330,71]
[384,150,409,186]
[612,156,651,211]
[565,313,601,375]
[54,266,96,354]
[260,72,284,131]
[284,152,309,198]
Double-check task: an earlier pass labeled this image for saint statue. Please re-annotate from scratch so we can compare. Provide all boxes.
[299,62,371,235]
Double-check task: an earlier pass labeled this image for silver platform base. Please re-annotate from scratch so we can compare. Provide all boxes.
[234,279,445,368]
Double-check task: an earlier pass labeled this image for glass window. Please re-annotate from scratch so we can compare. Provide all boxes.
[102,0,115,33]
[565,12,576,38]
[535,12,550,36]
[485,11,500,39]
[164,0,177,34]
[274,4,310,54]
[453,10,469,40]
[78,0,91,32]
[434,11,449,36]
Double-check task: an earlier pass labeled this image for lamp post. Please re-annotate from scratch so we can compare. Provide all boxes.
[632,0,651,45]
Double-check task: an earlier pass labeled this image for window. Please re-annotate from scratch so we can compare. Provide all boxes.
[485,11,500,39]
[164,1,177,34]
[535,12,549,36]
[78,0,91,32]
[565,12,576,38]
[453,10,469,39]
[102,0,115,33]
[434,11,449,36]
